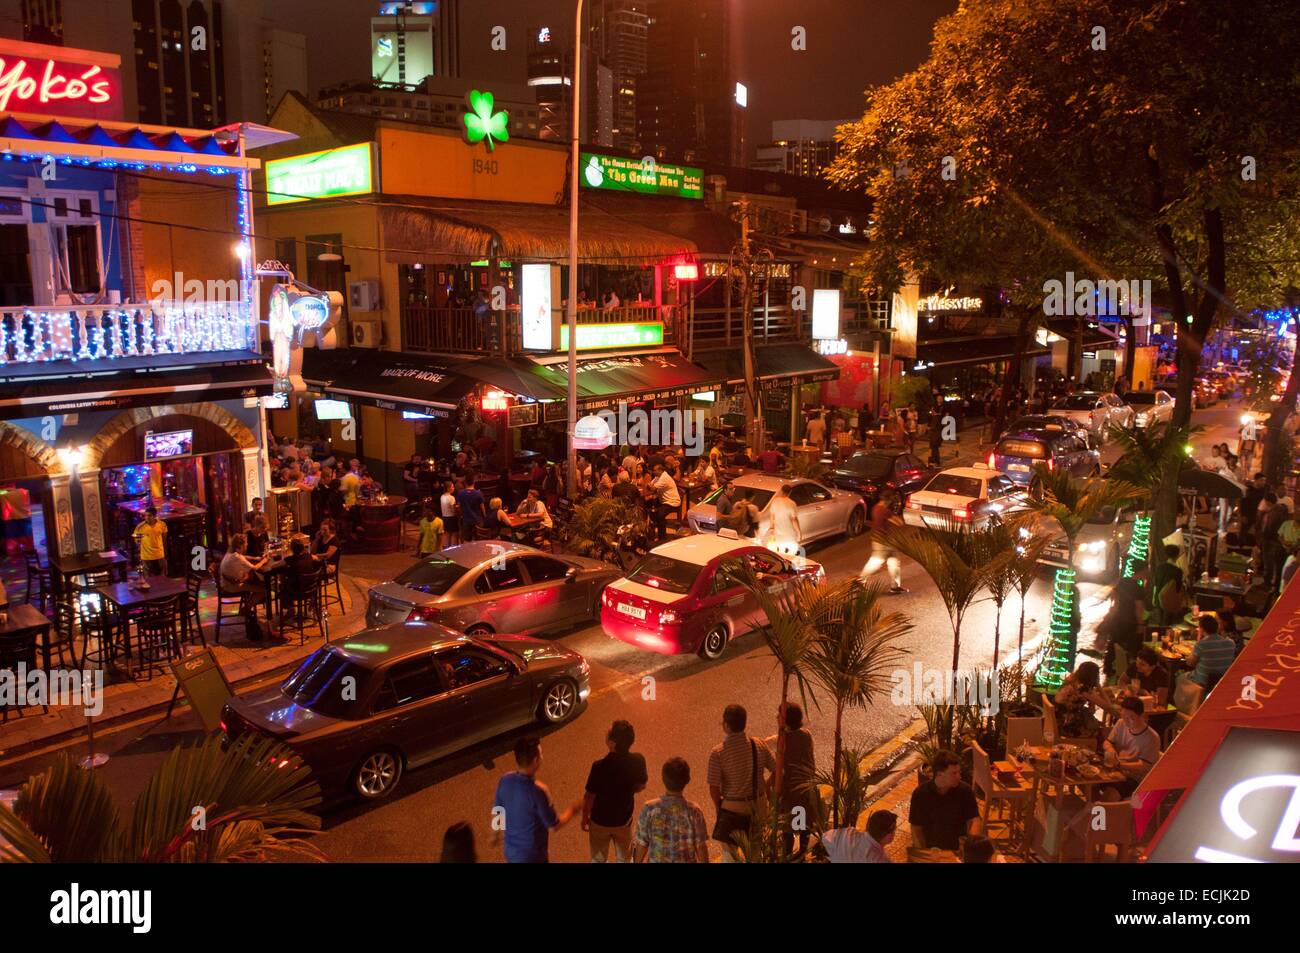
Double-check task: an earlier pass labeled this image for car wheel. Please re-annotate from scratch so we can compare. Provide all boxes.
[847,506,866,537]
[466,623,493,637]
[353,748,403,800]
[539,679,579,723]
[699,625,729,661]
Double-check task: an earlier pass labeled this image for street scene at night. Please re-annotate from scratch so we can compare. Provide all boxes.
[0,0,1297,931]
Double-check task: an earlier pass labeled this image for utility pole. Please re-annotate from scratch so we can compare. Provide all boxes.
[738,199,764,454]
[565,0,585,499]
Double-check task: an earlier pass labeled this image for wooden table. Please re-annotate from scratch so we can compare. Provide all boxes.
[1018,747,1129,862]
[94,575,188,659]
[48,550,130,604]
[0,603,53,669]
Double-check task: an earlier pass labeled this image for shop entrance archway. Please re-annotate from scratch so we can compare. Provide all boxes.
[0,421,68,558]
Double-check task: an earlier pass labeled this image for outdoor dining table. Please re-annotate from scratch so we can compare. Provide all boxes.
[1016,745,1129,862]
[48,550,130,605]
[0,603,54,670]
[94,575,189,660]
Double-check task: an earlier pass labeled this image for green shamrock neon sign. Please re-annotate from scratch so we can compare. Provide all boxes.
[462,89,510,151]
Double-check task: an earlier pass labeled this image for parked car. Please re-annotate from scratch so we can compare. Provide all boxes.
[1048,391,1134,443]
[221,625,591,801]
[990,425,1101,491]
[600,532,825,659]
[1036,503,1137,580]
[686,473,867,545]
[1123,389,1175,429]
[902,464,1027,530]
[827,449,936,510]
[1002,414,1090,439]
[1193,377,1219,408]
[365,542,620,636]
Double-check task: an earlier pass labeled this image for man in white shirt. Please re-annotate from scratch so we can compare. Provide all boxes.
[650,464,681,541]
[820,810,896,863]
[1104,697,1161,797]
[692,458,718,490]
[805,413,827,449]
[768,484,802,555]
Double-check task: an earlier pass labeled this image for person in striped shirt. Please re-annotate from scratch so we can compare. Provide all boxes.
[1189,614,1236,691]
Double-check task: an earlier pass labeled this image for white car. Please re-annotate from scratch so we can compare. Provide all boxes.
[1049,391,1134,443]
[1036,504,1137,580]
[903,465,1027,530]
[687,473,867,546]
[1122,389,1175,429]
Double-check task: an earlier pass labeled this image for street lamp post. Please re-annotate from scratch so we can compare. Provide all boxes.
[565,0,585,500]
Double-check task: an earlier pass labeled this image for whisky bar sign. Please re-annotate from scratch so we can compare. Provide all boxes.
[0,39,123,121]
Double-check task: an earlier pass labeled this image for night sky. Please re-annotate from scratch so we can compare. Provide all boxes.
[270,0,957,155]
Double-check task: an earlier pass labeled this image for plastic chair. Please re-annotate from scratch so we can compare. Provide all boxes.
[1172,675,1204,715]
[1076,799,1135,862]
[1006,715,1045,753]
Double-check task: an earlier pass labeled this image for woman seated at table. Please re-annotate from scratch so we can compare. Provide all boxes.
[1053,661,1107,738]
[245,515,270,560]
[220,534,270,631]
[597,465,617,498]
[311,519,341,566]
[488,497,512,539]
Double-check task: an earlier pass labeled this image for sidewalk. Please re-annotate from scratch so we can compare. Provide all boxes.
[0,550,422,762]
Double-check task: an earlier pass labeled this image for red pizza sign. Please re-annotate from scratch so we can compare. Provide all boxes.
[0,39,122,121]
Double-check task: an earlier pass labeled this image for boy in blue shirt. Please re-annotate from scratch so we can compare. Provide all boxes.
[492,737,581,863]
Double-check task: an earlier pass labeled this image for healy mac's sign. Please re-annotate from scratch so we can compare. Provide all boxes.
[0,38,123,121]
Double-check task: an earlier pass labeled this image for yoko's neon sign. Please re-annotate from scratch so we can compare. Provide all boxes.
[0,58,112,111]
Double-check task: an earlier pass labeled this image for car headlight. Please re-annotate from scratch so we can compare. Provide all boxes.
[1077,540,1107,554]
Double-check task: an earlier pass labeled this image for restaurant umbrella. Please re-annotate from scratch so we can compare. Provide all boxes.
[1177,466,1243,499]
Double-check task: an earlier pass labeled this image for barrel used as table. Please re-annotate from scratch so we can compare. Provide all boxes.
[349,496,406,554]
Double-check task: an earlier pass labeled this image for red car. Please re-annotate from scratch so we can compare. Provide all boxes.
[600,532,825,660]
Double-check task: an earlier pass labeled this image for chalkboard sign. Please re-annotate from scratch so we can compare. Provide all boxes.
[169,648,234,733]
[508,402,540,428]
[544,400,568,423]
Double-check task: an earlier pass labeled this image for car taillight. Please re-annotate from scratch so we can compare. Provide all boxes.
[906,498,921,510]
[1046,458,1055,471]
[407,605,440,622]
[660,608,681,625]
[953,507,970,520]
[987,452,997,468]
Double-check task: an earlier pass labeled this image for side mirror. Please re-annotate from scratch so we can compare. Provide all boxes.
[565,566,579,584]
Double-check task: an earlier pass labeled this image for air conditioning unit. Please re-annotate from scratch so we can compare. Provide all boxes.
[349,279,381,312]
[352,318,382,348]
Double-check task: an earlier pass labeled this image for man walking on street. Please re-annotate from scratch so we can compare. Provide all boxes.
[707,704,776,862]
[583,720,648,862]
[861,493,906,593]
[633,757,710,863]
[928,406,944,467]
[492,737,582,863]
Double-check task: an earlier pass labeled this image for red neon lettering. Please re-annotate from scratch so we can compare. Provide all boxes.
[0,57,113,111]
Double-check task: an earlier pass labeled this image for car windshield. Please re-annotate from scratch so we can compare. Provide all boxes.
[625,554,700,595]
[706,485,774,510]
[841,453,894,479]
[1089,505,1119,525]
[1055,395,1098,410]
[925,474,983,497]
[1123,392,1155,405]
[281,648,368,717]
[394,557,469,594]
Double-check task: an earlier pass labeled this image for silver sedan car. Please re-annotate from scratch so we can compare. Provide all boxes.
[1036,504,1137,581]
[366,542,621,637]
[686,473,867,546]
[1049,391,1134,443]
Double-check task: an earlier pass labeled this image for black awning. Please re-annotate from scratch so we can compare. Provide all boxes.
[300,349,477,416]
[0,352,273,416]
[532,349,723,410]
[695,344,841,389]
[915,335,1049,369]
[453,356,568,402]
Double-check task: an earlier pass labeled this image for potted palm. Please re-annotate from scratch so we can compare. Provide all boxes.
[0,734,323,862]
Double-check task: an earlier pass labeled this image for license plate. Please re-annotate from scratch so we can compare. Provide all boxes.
[617,603,646,620]
[1009,463,1029,472]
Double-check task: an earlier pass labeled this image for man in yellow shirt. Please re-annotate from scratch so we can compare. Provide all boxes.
[133,507,169,575]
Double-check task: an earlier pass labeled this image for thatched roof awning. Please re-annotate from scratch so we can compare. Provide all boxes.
[378,195,702,265]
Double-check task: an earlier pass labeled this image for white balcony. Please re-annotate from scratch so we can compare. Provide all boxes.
[0,303,258,367]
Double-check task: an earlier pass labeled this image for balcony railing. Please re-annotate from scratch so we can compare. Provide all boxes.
[0,303,257,367]
[689,304,806,351]
[402,304,680,356]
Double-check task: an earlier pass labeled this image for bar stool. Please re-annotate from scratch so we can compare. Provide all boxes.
[185,570,208,646]
[322,554,344,615]
[0,630,46,722]
[22,547,51,612]
[278,565,327,645]
[76,589,119,670]
[134,596,183,679]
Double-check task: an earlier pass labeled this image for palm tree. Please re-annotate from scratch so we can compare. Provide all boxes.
[876,518,1008,681]
[1010,526,1049,702]
[562,496,646,568]
[979,518,1034,671]
[1024,464,1143,690]
[802,581,910,828]
[1107,420,1199,574]
[0,734,323,863]
[742,574,856,804]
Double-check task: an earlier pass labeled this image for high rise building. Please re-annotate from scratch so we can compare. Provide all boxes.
[584,0,647,151]
[637,0,743,166]
[753,119,851,177]
[317,75,541,140]
[20,0,63,43]
[526,23,612,146]
[371,1,458,85]
[7,0,308,125]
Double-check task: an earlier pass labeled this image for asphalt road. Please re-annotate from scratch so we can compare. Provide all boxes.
[0,401,1246,863]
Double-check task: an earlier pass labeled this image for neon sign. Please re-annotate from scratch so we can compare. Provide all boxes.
[0,41,122,120]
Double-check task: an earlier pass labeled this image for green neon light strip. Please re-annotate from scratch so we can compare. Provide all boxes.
[1035,567,1077,692]
[1123,513,1151,580]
